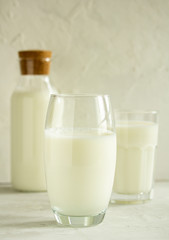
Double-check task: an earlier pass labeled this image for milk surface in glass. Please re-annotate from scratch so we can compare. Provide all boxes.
[45,128,116,216]
[113,121,158,195]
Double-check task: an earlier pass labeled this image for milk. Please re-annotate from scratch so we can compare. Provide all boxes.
[45,129,116,216]
[11,90,50,191]
[113,121,158,194]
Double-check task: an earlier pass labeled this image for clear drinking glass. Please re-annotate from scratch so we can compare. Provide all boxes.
[111,110,158,204]
[45,94,116,227]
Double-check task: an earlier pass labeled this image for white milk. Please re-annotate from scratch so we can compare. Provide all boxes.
[11,90,50,191]
[45,129,116,216]
[113,121,158,194]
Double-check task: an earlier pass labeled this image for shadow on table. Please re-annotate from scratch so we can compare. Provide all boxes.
[0,184,47,195]
[0,184,17,194]
[2,220,62,229]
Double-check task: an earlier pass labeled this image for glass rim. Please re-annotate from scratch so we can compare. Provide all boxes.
[50,93,110,98]
[114,109,158,115]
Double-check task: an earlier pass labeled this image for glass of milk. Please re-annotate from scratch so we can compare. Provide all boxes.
[111,110,158,204]
[44,94,116,227]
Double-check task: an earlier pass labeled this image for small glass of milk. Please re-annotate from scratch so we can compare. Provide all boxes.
[44,94,117,227]
[111,110,158,204]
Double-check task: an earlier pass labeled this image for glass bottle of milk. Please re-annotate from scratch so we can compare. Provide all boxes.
[11,50,53,191]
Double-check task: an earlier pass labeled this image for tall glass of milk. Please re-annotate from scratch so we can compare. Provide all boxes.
[11,50,53,191]
[111,110,158,203]
[45,94,116,227]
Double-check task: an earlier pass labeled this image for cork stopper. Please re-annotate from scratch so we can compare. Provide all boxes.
[18,50,52,75]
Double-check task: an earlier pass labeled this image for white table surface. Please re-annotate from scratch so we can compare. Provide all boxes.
[0,182,169,240]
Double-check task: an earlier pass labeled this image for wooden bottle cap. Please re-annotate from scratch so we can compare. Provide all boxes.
[18,50,52,75]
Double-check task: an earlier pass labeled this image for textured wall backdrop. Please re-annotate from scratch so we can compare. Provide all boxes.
[0,0,169,182]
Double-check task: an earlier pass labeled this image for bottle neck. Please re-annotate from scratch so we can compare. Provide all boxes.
[20,74,49,81]
[15,75,52,92]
